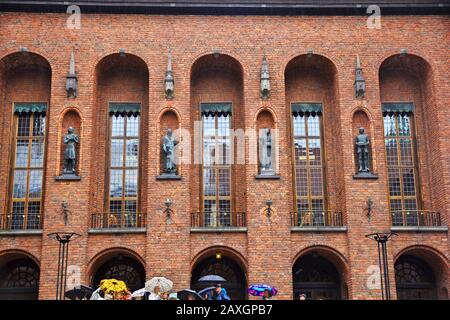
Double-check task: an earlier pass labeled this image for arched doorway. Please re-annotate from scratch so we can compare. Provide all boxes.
[191,254,247,300]
[92,255,145,292]
[395,255,436,300]
[293,253,341,300]
[0,258,40,300]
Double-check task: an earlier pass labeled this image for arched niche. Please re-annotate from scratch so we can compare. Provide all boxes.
[58,109,82,177]
[0,51,51,219]
[255,109,278,177]
[352,109,374,174]
[189,53,246,217]
[379,54,438,213]
[158,109,181,177]
[90,53,149,214]
[285,54,345,214]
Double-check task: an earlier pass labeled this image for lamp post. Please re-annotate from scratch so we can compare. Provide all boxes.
[48,232,81,300]
[366,232,397,300]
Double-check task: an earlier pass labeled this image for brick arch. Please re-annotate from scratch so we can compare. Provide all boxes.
[0,249,40,267]
[191,245,248,272]
[91,50,150,80]
[0,49,53,74]
[87,247,145,278]
[376,51,436,77]
[254,107,278,126]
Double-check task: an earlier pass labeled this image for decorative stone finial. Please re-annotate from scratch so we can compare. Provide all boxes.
[164,49,174,99]
[354,55,366,98]
[66,50,78,98]
[260,54,270,99]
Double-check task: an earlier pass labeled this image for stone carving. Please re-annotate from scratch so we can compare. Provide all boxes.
[63,127,79,174]
[259,128,274,174]
[355,127,370,173]
[162,128,178,174]
[260,54,270,99]
[165,50,174,99]
[66,50,78,98]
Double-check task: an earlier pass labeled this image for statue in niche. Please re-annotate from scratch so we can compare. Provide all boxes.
[259,128,274,174]
[162,128,178,174]
[355,127,370,173]
[63,127,79,175]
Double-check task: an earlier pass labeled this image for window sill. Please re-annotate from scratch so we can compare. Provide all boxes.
[291,226,347,232]
[190,227,247,233]
[88,228,146,234]
[391,226,448,233]
[0,229,43,236]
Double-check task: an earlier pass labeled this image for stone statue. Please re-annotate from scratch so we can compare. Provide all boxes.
[63,127,79,174]
[162,128,178,174]
[259,128,273,173]
[355,127,370,173]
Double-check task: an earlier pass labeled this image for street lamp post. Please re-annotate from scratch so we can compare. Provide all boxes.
[47,232,81,300]
[366,232,397,300]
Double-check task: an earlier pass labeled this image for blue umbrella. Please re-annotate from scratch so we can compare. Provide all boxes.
[198,275,226,282]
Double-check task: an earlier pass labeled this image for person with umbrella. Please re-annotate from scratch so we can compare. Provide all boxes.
[214,284,230,300]
[248,284,278,300]
[262,289,273,300]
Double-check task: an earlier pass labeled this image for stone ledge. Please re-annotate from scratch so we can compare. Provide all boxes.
[156,174,182,180]
[88,228,146,234]
[255,174,281,180]
[190,227,248,233]
[0,229,43,236]
[391,226,448,233]
[291,226,348,232]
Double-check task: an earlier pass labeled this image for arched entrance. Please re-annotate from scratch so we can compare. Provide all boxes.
[0,257,40,300]
[293,253,341,300]
[91,254,145,292]
[395,255,436,300]
[191,252,247,300]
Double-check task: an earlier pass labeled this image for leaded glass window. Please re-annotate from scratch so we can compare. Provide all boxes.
[10,108,46,230]
[108,105,140,227]
[383,107,420,226]
[201,104,232,227]
[292,106,325,224]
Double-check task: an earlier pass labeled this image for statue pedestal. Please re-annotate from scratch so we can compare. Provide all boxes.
[156,173,182,180]
[55,173,81,181]
[255,169,280,180]
[353,172,378,180]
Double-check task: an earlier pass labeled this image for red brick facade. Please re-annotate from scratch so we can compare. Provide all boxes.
[0,11,448,300]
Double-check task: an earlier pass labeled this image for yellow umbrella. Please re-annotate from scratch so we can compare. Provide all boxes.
[99,279,128,298]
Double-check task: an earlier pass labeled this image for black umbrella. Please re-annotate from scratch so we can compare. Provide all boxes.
[198,287,216,300]
[177,289,203,300]
[65,285,93,300]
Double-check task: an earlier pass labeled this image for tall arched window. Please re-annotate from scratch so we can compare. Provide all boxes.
[292,104,326,226]
[8,104,47,230]
[382,104,420,226]
[106,103,141,228]
[201,103,232,227]
[395,255,436,300]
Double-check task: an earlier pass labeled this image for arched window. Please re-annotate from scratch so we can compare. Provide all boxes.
[0,258,40,300]
[8,104,47,230]
[106,104,141,228]
[395,255,436,300]
[92,255,145,292]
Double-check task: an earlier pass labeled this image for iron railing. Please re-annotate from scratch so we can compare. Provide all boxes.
[191,211,246,228]
[391,210,442,227]
[91,212,146,229]
[291,211,344,227]
[0,213,42,230]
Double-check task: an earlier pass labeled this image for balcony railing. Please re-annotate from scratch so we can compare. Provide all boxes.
[91,212,146,229]
[191,211,246,228]
[391,210,443,227]
[0,213,42,230]
[291,211,344,227]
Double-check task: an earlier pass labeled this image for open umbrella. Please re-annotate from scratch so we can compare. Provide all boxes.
[248,284,278,297]
[65,285,93,300]
[177,289,203,300]
[99,279,128,297]
[197,275,226,282]
[145,277,173,293]
[198,287,216,300]
[131,288,148,300]
[90,288,104,300]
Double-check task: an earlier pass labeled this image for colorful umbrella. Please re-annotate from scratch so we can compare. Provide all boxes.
[145,277,173,294]
[248,284,278,297]
[99,279,128,297]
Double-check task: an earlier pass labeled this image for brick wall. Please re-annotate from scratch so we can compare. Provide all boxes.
[0,12,448,300]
